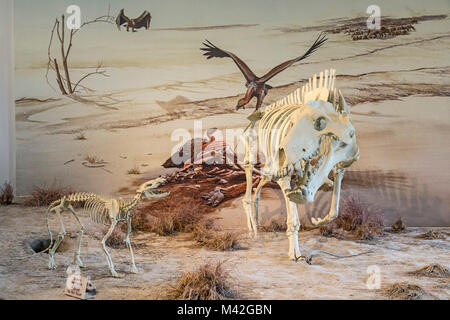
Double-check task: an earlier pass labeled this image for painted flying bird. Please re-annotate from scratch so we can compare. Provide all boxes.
[116,9,152,32]
[200,33,327,110]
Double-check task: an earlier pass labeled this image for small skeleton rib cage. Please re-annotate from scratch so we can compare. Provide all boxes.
[241,69,360,261]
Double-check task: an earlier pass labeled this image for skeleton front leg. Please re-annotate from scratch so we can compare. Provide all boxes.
[242,163,257,238]
[311,167,345,226]
[278,177,302,261]
[253,176,269,229]
[101,219,121,278]
[241,128,258,238]
[67,204,84,268]
[48,208,66,269]
[125,214,139,274]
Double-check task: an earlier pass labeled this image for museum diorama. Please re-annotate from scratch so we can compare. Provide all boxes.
[0,0,449,301]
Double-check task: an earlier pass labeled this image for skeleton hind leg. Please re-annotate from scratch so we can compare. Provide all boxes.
[125,214,138,273]
[67,204,84,268]
[252,176,269,230]
[101,219,121,278]
[48,208,66,269]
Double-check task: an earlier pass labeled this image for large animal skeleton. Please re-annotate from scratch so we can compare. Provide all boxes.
[46,178,169,277]
[241,69,359,261]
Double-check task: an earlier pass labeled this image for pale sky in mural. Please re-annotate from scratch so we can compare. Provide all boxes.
[15,0,449,29]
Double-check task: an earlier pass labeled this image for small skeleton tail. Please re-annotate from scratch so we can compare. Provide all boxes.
[305,250,374,264]
[14,199,62,260]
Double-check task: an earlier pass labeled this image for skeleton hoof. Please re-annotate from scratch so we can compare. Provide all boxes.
[74,257,84,268]
[130,267,139,274]
[290,255,306,263]
[110,271,124,278]
[48,261,56,269]
[311,217,323,226]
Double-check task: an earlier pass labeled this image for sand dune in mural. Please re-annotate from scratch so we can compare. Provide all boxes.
[13,15,450,228]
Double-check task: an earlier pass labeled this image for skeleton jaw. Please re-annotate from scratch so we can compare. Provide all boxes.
[144,189,170,199]
[287,135,334,203]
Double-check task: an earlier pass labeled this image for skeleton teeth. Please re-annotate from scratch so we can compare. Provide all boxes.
[301,159,307,170]
[305,162,312,177]
[288,164,293,174]
[318,155,325,166]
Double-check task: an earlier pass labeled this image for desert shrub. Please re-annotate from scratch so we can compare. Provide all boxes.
[90,225,127,248]
[133,201,203,235]
[414,230,448,240]
[84,155,105,165]
[319,196,384,240]
[384,282,429,300]
[409,264,449,278]
[75,133,87,140]
[0,181,14,205]
[260,216,286,232]
[167,261,238,300]
[24,183,76,207]
[193,223,242,251]
[127,165,141,175]
[390,217,407,233]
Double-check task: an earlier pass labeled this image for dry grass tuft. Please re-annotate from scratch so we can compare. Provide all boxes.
[74,133,87,140]
[127,165,141,175]
[414,230,448,240]
[133,200,203,236]
[167,261,239,300]
[84,155,105,165]
[384,282,429,300]
[90,225,127,248]
[193,223,242,251]
[24,183,76,207]
[319,196,384,240]
[260,216,286,232]
[0,181,14,205]
[409,264,450,278]
[390,217,407,233]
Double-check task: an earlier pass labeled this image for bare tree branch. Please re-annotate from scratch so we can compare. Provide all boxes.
[45,6,114,96]
[45,19,59,91]
[72,62,109,93]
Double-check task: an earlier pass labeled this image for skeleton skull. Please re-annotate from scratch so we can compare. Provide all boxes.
[137,177,170,199]
[280,94,359,204]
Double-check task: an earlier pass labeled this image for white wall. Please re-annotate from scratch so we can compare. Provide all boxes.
[0,0,15,191]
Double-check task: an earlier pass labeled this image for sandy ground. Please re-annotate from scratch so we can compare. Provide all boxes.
[0,202,448,300]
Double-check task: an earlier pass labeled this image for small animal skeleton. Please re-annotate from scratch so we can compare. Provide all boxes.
[45,178,169,277]
[116,9,152,32]
[241,69,360,261]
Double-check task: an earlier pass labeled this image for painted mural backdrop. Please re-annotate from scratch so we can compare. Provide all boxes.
[14,0,450,226]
